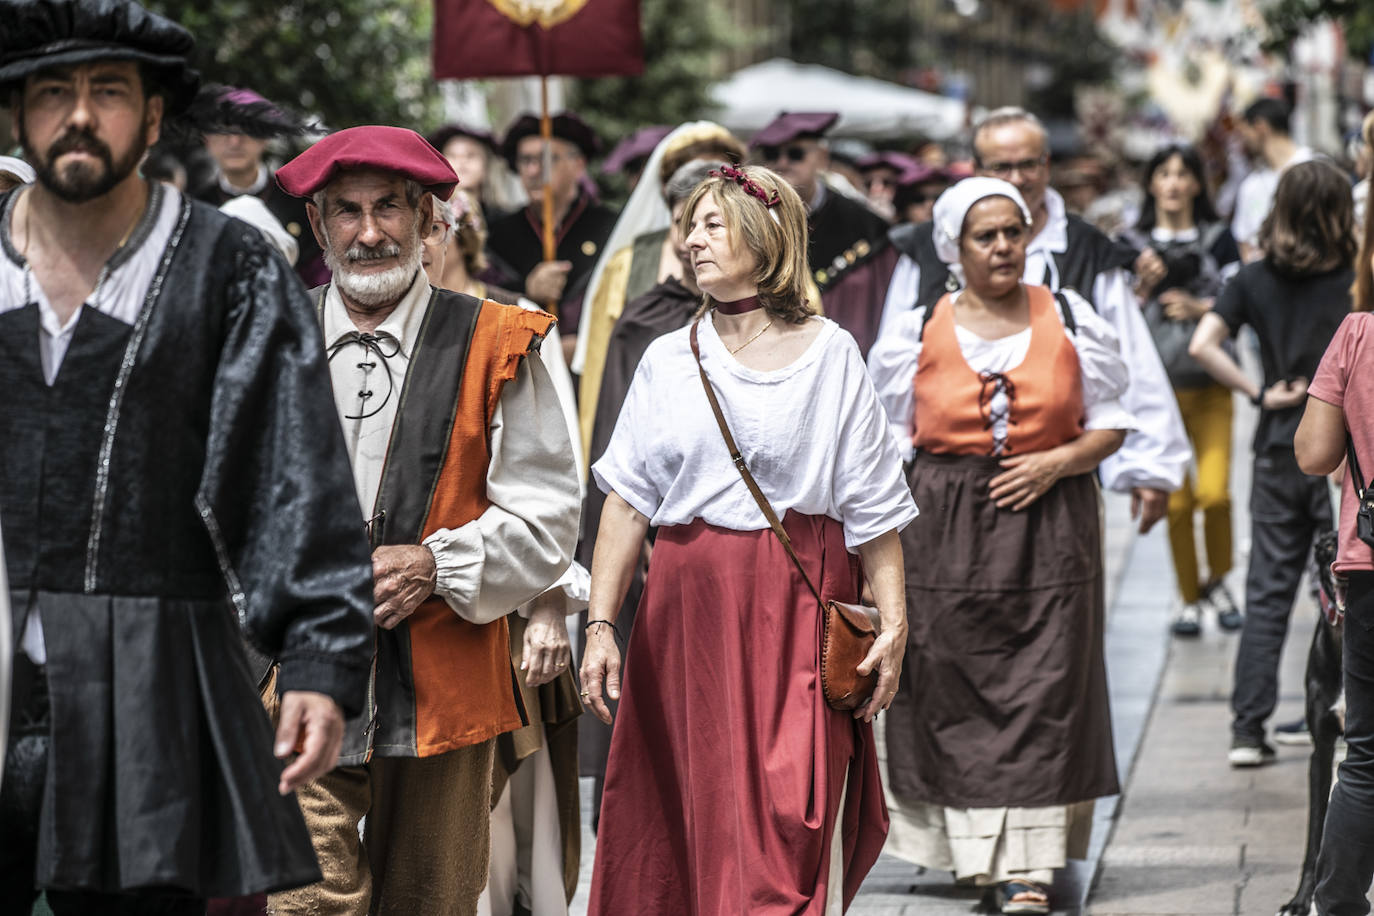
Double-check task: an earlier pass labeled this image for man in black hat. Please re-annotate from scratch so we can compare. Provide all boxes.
[752,110,898,357]
[0,1,374,912]
[485,111,618,359]
[190,84,328,285]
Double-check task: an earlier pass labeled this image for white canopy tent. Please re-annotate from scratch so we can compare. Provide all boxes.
[709,58,968,142]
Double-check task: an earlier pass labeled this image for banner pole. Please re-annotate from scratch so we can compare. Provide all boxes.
[539,75,557,317]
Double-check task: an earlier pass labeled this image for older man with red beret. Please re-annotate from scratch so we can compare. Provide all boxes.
[265,125,580,916]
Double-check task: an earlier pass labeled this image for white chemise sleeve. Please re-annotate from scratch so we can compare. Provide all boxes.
[591,353,664,521]
[866,307,927,461]
[422,355,581,624]
[1089,268,1190,492]
[877,253,923,338]
[832,337,920,550]
[1058,288,1135,432]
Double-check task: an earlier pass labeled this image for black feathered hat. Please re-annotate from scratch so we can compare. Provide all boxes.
[183,84,312,139]
[0,0,200,112]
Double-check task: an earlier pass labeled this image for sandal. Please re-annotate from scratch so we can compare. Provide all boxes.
[995,879,1050,915]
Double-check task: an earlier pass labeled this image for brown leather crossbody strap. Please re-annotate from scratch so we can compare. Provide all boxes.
[689,320,824,606]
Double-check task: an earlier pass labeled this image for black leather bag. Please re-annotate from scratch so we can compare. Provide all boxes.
[1347,438,1374,549]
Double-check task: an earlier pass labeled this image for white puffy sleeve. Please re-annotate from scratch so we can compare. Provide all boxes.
[832,338,920,550]
[877,253,924,338]
[1058,288,1135,432]
[865,306,926,460]
[1088,268,1191,492]
[422,355,581,624]
[590,351,664,521]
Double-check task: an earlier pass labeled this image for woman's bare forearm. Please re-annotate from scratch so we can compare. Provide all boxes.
[587,491,651,624]
[856,529,906,636]
[1057,428,1127,477]
[1190,312,1257,398]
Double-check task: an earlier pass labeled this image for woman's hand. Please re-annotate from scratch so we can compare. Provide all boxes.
[1262,377,1309,411]
[989,449,1067,510]
[855,625,907,722]
[1159,289,1210,321]
[1133,248,1166,298]
[521,590,571,687]
[579,623,622,725]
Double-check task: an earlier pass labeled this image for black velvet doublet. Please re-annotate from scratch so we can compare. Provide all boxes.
[0,189,374,897]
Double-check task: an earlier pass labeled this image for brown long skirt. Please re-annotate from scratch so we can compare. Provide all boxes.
[885,453,1119,809]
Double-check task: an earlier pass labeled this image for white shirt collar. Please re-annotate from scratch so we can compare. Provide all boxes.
[1150,225,1200,243]
[1028,187,1069,256]
[218,165,269,197]
[323,270,433,359]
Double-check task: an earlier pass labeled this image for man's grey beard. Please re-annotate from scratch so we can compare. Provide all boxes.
[324,237,423,308]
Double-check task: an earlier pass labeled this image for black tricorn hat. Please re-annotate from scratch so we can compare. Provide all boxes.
[0,0,200,113]
[500,112,602,169]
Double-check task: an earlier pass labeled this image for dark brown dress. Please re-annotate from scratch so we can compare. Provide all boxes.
[884,288,1120,809]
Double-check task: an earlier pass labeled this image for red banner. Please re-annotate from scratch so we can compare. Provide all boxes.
[433,0,644,79]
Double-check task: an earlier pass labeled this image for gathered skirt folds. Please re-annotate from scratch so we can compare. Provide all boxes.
[14,590,320,897]
[883,455,1118,870]
[587,513,888,915]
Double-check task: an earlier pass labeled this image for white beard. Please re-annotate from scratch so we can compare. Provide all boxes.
[327,243,423,307]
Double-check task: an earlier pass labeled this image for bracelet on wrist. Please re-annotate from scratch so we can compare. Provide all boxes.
[1251,391,1264,409]
[585,619,621,641]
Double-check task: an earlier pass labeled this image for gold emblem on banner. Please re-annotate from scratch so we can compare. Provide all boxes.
[487,0,590,27]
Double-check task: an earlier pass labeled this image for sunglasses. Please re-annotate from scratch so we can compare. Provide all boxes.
[759,144,810,164]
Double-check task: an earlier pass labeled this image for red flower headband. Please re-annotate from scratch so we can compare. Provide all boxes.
[712,164,781,209]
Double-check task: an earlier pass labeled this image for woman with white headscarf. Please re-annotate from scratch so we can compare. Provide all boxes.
[867,178,1134,915]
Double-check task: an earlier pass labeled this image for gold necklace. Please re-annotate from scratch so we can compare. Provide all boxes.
[728,317,773,355]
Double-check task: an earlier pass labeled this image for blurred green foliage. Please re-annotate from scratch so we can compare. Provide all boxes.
[144,0,441,130]
[780,0,916,78]
[571,0,740,146]
[1264,0,1374,59]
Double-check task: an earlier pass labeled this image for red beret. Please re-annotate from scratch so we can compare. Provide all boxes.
[276,126,459,200]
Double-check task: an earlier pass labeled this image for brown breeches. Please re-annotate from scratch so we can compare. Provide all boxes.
[261,674,496,916]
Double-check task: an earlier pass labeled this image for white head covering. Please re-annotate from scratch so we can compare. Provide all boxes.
[0,155,36,186]
[219,195,299,266]
[572,120,732,374]
[931,176,1032,266]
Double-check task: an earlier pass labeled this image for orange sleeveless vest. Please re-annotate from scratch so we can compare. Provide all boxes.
[406,300,555,757]
[912,285,1084,457]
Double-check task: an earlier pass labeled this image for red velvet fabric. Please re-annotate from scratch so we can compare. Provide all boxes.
[714,295,761,315]
[588,513,888,915]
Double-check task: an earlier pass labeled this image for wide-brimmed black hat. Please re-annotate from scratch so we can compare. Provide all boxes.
[500,112,601,169]
[427,123,498,156]
[182,84,311,139]
[0,0,200,112]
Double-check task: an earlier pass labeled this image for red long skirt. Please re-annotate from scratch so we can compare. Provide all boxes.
[587,513,889,915]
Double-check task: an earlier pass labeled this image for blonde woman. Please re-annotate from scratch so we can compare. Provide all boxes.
[580,165,916,913]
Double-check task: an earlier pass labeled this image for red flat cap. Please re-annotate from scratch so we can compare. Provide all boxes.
[276,126,459,200]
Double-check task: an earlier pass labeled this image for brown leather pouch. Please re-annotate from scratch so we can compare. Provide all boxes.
[690,321,881,712]
[821,601,879,710]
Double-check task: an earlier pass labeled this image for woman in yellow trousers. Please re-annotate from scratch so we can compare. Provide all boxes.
[1123,144,1243,636]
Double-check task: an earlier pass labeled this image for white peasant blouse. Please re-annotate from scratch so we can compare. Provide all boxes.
[593,313,919,551]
